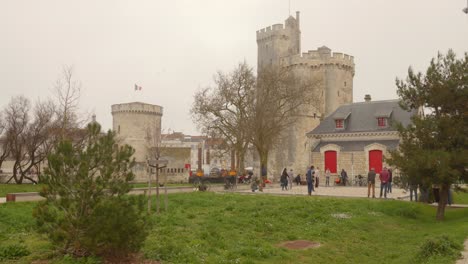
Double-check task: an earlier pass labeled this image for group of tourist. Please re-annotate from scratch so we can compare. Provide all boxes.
[366,167,393,198]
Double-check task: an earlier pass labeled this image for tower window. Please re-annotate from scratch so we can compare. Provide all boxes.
[344,81,347,87]
[118,125,120,134]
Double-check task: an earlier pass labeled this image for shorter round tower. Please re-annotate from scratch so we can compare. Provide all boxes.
[111,102,163,181]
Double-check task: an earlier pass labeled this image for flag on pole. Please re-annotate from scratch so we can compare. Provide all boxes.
[134,84,142,91]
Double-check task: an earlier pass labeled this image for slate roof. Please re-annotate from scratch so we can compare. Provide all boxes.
[311,140,400,152]
[307,99,416,135]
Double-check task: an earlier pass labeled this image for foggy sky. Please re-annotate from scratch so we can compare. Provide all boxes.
[1,0,467,135]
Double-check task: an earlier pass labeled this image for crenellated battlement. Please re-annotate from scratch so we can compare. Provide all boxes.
[256,23,289,42]
[281,46,355,73]
[256,13,300,43]
[111,102,163,116]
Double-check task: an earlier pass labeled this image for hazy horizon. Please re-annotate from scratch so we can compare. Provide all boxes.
[1,0,467,135]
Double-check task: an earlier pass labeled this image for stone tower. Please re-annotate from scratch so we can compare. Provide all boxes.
[256,12,355,177]
[111,102,163,181]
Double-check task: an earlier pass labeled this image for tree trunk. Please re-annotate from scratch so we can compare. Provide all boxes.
[23,175,38,184]
[258,150,269,191]
[436,184,449,221]
[147,169,152,214]
[156,168,160,214]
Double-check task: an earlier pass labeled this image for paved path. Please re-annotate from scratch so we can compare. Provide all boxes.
[239,184,408,199]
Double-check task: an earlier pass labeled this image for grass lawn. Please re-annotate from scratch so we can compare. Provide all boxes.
[453,190,468,204]
[1,192,467,264]
[0,184,44,197]
[0,183,193,197]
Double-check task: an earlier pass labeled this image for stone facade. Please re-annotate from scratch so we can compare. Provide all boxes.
[307,98,416,182]
[111,102,163,182]
[257,12,355,178]
[159,147,191,183]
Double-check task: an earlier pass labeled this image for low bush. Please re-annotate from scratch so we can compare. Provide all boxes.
[416,235,462,261]
[0,244,30,261]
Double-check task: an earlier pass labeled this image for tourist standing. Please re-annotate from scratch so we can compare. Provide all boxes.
[409,184,418,202]
[315,167,320,188]
[379,167,390,198]
[367,168,376,198]
[280,168,288,191]
[340,169,348,186]
[306,166,315,195]
[387,168,393,193]
[288,169,294,190]
[325,168,331,187]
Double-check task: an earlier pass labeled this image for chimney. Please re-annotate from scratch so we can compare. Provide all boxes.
[364,94,371,102]
[296,11,300,26]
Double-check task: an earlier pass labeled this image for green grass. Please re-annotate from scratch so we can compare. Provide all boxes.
[0,183,193,197]
[453,191,468,204]
[1,193,467,263]
[0,184,44,197]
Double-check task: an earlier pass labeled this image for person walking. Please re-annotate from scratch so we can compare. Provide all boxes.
[325,168,331,187]
[379,167,390,198]
[367,168,376,198]
[306,166,315,195]
[315,167,320,188]
[386,168,393,193]
[340,169,348,186]
[288,169,294,190]
[409,183,418,202]
[280,168,288,191]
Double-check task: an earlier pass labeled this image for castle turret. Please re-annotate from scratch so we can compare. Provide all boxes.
[256,12,301,69]
[111,102,163,181]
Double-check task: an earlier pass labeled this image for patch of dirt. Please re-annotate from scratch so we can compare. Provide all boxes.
[103,253,160,264]
[331,213,352,219]
[278,240,321,250]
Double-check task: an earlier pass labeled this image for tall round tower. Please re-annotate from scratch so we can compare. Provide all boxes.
[256,12,355,178]
[111,102,163,181]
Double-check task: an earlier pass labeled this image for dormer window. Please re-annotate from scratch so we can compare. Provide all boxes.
[377,117,387,127]
[335,119,344,129]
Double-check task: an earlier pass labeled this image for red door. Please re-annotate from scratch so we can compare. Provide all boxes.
[324,151,337,173]
[369,150,383,173]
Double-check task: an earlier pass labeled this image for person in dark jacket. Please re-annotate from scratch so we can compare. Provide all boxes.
[340,169,348,186]
[367,168,376,198]
[306,166,315,195]
[386,168,393,193]
[379,167,390,198]
[280,168,288,190]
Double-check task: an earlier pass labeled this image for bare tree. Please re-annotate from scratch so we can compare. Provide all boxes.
[54,65,82,139]
[4,96,56,184]
[0,111,11,170]
[145,126,170,214]
[191,62,256,173]
[251,65,320,184]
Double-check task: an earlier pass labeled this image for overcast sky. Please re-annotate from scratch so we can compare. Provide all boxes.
[1,0,467,135]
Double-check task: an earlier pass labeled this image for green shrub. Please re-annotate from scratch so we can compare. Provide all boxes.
[0,244,30,260]
[33,124,149,259]
[416,235,462,261]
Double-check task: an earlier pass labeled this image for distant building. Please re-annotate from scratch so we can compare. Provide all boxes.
[306,95,416,179]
